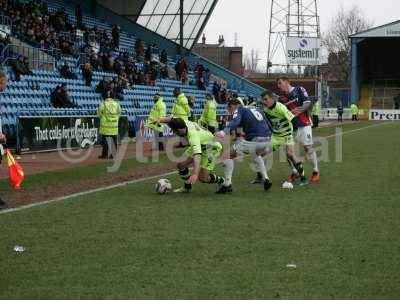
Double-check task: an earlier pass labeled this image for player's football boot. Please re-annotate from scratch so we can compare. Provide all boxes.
[216,185,233,194]
[309,172,320,183]
[298,178,309,186]
[288,173,300,183]
[263,179,272,191]
[250,173,264,184]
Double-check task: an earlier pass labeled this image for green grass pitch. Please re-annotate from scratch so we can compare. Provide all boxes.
[1,121,400,299]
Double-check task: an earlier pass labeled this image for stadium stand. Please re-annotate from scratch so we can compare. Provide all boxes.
[0,0,263,144]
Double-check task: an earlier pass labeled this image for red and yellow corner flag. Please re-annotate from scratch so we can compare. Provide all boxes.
[6,149,24,190]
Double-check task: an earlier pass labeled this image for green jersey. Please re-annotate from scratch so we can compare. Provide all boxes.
[184,120,222,172]
[186,121,214,155]
[263,101,295,137]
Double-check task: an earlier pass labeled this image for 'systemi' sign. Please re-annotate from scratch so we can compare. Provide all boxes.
[286,37,321,65]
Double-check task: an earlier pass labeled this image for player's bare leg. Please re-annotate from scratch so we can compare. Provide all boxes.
[304,144,320,182]
[174,157,194,193]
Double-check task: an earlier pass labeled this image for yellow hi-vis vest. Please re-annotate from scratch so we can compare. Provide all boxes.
[171,93,190,120]
[97,98,121,136]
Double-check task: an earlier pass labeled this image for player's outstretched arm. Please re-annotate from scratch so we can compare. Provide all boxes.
[187,154,201,185]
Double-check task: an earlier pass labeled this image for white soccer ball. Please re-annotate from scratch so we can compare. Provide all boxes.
[282,181,294,189]
[155,179,172,194]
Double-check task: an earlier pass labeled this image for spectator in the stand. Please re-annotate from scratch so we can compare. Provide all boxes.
[96,77,110,95]
[181,68,188,85]
[50,84,77,108]
[0,34,11,55]
[60,62,77,80]
[205,68,211,87]
[114,57,124,75]
[135,38,145,61]
[160,65,169,79]
[171,87,190,120]
[160,49,168,65]
[112,25,120,49]
[213,81,221,103]
[97,91,121,159]
[175,58,187,81]
[82,63,93,87]
[103,53,114,72]
[75,4,83,29]
[90,52,101,71]
[12,55,32,81]
[112,78,124,100]
[145,45,152,62]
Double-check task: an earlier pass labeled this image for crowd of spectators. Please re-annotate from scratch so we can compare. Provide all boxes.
[0,0,77,55]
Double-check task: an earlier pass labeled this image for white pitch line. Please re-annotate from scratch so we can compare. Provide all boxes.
[322,122,391,139]
[0,121,395,215]
[0,171,177,215]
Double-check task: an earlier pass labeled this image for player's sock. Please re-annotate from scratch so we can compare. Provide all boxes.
[223,159,234,186]
[307,151,319,173]
[287,159,299,175]
[294,161,306,179]
[254,156,269,180]
[209,174,225,185]
[179,168,192,190]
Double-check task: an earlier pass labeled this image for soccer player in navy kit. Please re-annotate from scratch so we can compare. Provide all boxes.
[277,77,320,183]
[215,98,273,194]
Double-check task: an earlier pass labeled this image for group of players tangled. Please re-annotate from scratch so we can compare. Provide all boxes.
[155,77,320,194]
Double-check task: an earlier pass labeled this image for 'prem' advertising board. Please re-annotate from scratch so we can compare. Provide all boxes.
[286,37,321,65]
[369,109,400,121]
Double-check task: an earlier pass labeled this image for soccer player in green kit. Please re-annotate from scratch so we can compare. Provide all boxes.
[156,117,225,193]
[260,90,308,185]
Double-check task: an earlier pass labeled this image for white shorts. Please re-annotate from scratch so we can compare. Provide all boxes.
[295,125,313,146]
[233,137,272,156]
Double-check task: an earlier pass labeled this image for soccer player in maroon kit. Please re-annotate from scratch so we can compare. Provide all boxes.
[277,77,320,183]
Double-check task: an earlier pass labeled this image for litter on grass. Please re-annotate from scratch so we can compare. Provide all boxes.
[13,245,25,252]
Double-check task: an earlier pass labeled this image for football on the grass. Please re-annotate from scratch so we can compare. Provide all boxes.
[155,179,172,194]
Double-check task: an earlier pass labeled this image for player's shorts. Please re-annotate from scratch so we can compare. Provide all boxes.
[272,134,294,151]
[184,142,223,172]
[295,125,313,146]
[233,137,272,156]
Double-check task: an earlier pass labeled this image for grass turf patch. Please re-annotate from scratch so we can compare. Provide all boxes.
[0,121,399,299]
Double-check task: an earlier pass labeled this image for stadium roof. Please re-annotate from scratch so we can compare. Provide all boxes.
[350,20,400,38]
[136,0,218,49]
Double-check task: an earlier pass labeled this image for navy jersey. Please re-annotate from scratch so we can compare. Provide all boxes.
[280,86,311,128]
[226,106,272,140]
